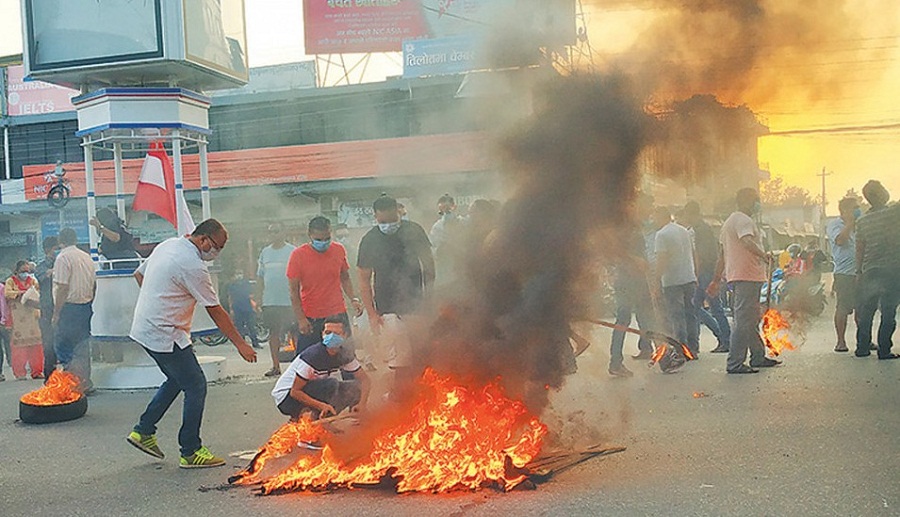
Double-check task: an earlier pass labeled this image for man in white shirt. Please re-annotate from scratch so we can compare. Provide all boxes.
[652,207,699,358]
[126,219,257,469]
[52,228,96,389]
[708,188,780,374]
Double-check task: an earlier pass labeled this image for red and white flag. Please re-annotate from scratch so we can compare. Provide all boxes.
[133,143,195,234]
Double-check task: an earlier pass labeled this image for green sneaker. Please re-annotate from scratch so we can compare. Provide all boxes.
[126,431,165,459]
[179,446,226,469]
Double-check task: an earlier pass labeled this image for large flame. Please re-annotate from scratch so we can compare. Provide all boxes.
[762,308,795,356]
[236,368,547,494]
[20,370,82,405]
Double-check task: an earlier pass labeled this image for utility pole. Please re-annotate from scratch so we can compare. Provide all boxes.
[817,167,832,247]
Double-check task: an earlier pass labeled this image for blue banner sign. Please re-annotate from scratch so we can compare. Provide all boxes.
[403,36,478,79]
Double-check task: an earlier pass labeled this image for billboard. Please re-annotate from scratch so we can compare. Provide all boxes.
[5,65,78,116]
[24,0,164,71]
[403,36,478,78]
[303,0,575,55]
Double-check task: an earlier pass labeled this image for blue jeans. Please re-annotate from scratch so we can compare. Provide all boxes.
[233,309,259,347]
[609,281,655,368]
[694,272,731,349]
[55,302,93,385]
[134,345,207,457]
[663,282,699,356]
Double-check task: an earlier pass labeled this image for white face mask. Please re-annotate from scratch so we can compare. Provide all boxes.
[200,246,221,262]
[378,221,401,235]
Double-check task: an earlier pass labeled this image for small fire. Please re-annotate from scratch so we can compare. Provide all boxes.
[762,308,795,357]
[681,344,696,361]
[282,334,296,353]
[20,371,82,405]
[234,368,547,494]
[649,343,669,365]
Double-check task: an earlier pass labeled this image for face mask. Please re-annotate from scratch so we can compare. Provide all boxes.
[853,208,862,220]
[751,201,761,215]
[335,234,349,244]
[322,332,344,349]
[200,246,220,262]
[17,272,30,281]
[441,212,454,222]
[234,273,244,281]
[401,215,409,221]
[311,238,332,253]
[378,221,401,235]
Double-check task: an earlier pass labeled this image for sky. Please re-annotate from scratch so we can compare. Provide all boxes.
[1,0,898,214]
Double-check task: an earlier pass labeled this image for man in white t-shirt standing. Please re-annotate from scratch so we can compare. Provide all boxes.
[708,188,780,374]
[652,207,699,358]
[257,222,296,377]
[126,219,257,468]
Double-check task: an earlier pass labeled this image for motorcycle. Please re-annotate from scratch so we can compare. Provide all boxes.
[760,267,827,316]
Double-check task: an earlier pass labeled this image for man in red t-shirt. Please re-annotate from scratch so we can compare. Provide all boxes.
[287,216,363,354]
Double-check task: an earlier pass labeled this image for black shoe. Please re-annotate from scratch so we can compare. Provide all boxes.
[709,346,729,353]
[631,351,653,360]
[750,357,781,368]
[877,353,900,360]
[727,365,759,374]
[854,350,871,357]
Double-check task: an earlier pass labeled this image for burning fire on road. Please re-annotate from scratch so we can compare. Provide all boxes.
[21,370,82,406]
[762,308,796,357]
[232,368,548,494]
[19,370,87,424]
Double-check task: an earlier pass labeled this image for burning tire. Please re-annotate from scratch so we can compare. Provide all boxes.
[19,396,87,424]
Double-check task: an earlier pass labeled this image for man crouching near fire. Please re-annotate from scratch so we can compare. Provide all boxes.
[271,316,371,421]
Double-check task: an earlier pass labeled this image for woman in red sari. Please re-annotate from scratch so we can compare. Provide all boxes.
[4,261,44,380]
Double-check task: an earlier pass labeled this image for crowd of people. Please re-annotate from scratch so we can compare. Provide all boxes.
[4,184,895,470]
[0,228,95,386]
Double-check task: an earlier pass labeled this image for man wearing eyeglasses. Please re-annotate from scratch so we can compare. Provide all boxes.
[126,219,257,469]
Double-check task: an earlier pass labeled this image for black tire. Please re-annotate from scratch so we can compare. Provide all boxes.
[20,397,87,424]
[47,185,70,208]
[198,333,228,347]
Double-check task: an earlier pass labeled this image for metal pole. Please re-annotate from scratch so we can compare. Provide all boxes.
[84,142,99,262]
[3,126,10,180]
[113,142,126,220]
[199,139,211,220]
[172,130,186,234]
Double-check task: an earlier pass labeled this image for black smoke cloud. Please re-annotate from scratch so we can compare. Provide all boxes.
[419,73,653,408]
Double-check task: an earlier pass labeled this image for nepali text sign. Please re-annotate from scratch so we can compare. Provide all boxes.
[403,36,478,78]
[5,65,77,116]
[304,0,429,54]
[41,211,90,243]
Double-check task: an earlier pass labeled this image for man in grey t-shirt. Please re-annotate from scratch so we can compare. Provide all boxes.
[652,207,699,358]
[257,222,296,377]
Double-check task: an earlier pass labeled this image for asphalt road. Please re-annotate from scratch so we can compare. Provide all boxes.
[0,310,897,517]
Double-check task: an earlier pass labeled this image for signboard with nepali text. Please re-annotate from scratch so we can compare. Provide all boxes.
[403,35,478,78]
[5,65,78,116]
[303,0,575,55]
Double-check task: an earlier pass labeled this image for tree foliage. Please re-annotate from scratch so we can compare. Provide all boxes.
[760,176,815,206]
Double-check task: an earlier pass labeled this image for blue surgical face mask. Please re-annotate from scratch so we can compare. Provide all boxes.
[17,272,30,281]
[322,332,344,349]
[311,238,332,253]
[441,212,454,222]
[853,207,862,220]
[378,221,401,235]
